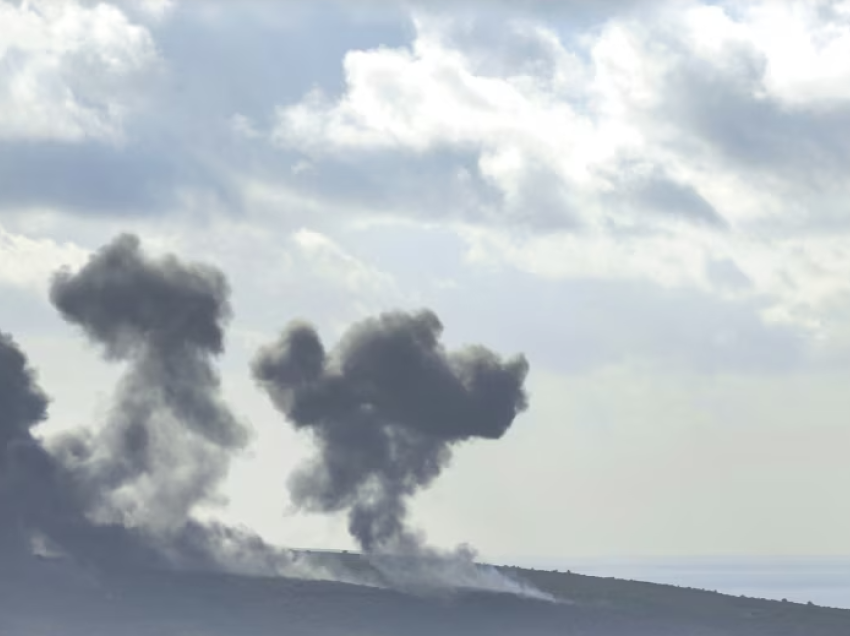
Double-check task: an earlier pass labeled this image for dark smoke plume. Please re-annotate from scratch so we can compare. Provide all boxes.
[0,237,306,581]
[1,237,541,597]
[49,234,248,531]
[252,309,529,553]
[5,237,413,586]
[0,333,105,566]
[0,331,48,455]
[0,330,50,539]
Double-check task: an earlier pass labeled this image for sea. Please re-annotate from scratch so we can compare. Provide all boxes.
[511,557,850,610]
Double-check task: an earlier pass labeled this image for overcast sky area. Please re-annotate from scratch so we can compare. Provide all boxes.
[3,0,850,564]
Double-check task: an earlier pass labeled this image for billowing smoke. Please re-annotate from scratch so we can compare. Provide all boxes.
[0,235,356,584]
[0,330,50,542]
[252,309,530,554]
[0,331,48,456]
[1,234,541,598]
[48,234,248,531]
[0,333,114,565]
[0,235,304,578]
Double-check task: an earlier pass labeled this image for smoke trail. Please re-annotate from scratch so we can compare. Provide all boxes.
[49,234,248,532]
[252,309,529,554]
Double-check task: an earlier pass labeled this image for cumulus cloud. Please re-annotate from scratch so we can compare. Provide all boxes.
[265,2,850,339]
[0,0,158,143]
[6,0,850,341]
[270,8,727,230]
[273,2,850,229]
[0,224,89,291]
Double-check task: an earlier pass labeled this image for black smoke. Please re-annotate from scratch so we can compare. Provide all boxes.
[48,234,248,531]
[252,309,529,553]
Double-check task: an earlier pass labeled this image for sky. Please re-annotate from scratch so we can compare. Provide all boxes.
[2,0,850,563]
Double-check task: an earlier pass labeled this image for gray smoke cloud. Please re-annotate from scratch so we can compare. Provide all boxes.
[49,234,248,531]
[0,236,333,584]
[0,330,50,542]
[0,237,542,598]
[0,332,118,566]
[252,309,530,554]
[0,331,48,455]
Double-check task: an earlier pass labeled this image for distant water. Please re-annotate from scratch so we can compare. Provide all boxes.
[512,557,850,610]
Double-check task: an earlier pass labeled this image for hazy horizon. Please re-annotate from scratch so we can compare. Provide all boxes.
[499,555,850,610]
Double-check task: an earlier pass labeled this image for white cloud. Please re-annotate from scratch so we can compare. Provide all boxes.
[0,223,89,290]
[0,0,158,142]
[267,3,850,340]
[460,226,850,339]
[230,112,261,139]
[272,15,637,223]
[292,228,395,298]
[270,11,689,229]
[133,0,175,21]
[741,0,850,107]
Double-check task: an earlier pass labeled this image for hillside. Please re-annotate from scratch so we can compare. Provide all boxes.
[0,551,848,635]
[508,565,850,634]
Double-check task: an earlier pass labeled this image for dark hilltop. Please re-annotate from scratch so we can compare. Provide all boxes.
[1,548,849,636]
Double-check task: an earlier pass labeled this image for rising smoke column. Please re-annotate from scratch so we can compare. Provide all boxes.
[0,322,292,576]
[252,309,529,554]
[0,235,301,577]
[0,332,90,562]
[0,329,169,570]
[49,234,248,532]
